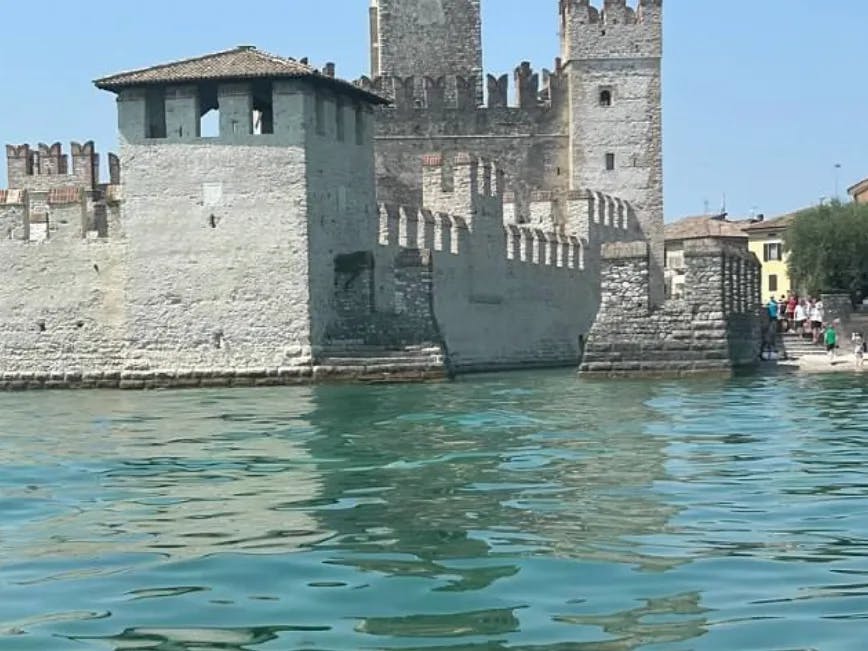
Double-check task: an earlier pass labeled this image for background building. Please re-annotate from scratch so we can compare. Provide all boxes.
[743,212,798,299]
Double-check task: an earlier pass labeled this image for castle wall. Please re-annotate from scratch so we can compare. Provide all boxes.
[364,67,570,219]
[364,155,603,372]
[0,226,126,387]
[302,87,382,349]
[118,142,313,375]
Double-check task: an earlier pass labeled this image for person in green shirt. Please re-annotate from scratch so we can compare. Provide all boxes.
[824,322,838,362]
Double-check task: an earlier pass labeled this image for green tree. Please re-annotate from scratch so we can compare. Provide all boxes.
[784,201,868,302]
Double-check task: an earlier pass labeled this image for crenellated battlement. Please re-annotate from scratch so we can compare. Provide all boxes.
[506,224,584,270]
[377,203,468,255]
[559,0,662,26]
[503,188,635,243]
[5,141,107,191]
[560,0,662,62]
[357,59,567,113]
[376,201,584,273]
[420,152,504,224]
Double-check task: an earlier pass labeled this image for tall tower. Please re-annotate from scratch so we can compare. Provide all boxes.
[561,0,664,304]
[370,0,483,100]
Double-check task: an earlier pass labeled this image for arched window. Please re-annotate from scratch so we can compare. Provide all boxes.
[599,89,612,107]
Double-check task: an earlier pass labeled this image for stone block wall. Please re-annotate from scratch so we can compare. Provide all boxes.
[821,293,854,325]
[580,236,762,377]
[361,64,569,217]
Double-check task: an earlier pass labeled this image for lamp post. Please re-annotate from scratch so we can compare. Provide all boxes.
[834,163,842,200]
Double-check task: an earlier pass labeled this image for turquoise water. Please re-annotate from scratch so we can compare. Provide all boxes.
[1,372,867,650]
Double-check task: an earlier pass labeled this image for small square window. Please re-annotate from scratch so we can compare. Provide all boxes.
[763,243,782,262]
[599,89,612,107]
[605,153,615,171]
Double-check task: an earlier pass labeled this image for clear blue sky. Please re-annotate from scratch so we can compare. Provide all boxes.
[1,1,865,220]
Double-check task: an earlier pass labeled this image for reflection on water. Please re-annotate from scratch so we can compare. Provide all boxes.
[0,371,866,650]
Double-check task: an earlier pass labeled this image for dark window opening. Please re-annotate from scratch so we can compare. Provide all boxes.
[145,88,167,139]
[355,105,365,145]
[315,93,326,135]
[209,214,217,228]
[605,153,616,171]
[763,242,782,262]
[335,99,345,141]
[198,85,219,138]
[769,274,778,293]
[252,81,274,135]
[599,89,612,106]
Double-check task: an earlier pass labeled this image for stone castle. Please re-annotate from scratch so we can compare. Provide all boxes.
[0,0,761,389]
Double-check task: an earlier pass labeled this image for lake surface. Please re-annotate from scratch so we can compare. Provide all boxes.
[1,371,867,650]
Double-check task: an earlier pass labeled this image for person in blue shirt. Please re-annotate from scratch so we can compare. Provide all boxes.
[761,297,780,359]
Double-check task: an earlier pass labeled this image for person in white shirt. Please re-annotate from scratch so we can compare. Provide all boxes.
[810,299,824,344]
[794,300,808,336]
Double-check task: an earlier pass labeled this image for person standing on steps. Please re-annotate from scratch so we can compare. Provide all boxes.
[853,332,865,369]
[824,320,838,363]
[810,299,824,345]
[794,299,807,337]
[762,297,780,359]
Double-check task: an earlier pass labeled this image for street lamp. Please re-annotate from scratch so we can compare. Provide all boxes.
[834,163,842,200]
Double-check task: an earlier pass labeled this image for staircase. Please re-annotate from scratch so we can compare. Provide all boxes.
[314,343,451,383]
[777,331,827,360]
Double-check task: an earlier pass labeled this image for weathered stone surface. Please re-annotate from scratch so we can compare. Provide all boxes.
[580,237,763,378]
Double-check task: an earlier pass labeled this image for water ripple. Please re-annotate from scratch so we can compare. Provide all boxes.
[0,372,866,649]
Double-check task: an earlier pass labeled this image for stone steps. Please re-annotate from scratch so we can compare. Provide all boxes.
[316,342,449,382]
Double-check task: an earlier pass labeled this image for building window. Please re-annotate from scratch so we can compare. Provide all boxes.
[355,105,365,145]
[252,81,274,135]
[599,89,612,107]
[335,98,345,142]
[768,274,778,292]
[145,88,167,139]
[763,242,782,262]
[605,153,615,171]
[315,92,325,135]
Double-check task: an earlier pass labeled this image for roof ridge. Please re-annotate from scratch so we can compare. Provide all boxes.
[94,45,260,85]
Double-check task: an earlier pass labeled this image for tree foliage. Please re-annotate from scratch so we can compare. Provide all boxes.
[784,201,868,300]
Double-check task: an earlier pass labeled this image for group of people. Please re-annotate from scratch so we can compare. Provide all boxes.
[767,294,826,341]
[766,293,865,366]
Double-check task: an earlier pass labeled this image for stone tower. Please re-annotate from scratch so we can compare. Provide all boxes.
[560,0,664,304]
[370,0,483,102]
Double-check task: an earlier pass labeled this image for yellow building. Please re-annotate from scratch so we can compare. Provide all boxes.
[743,212,798,300]
[848,177,868,204]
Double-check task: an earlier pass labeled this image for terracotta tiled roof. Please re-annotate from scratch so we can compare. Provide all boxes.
[664,215,748,242]
[48,186,82,205]
[741,211,799,232]
[848,177,868,197]
[94,46,388,104]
